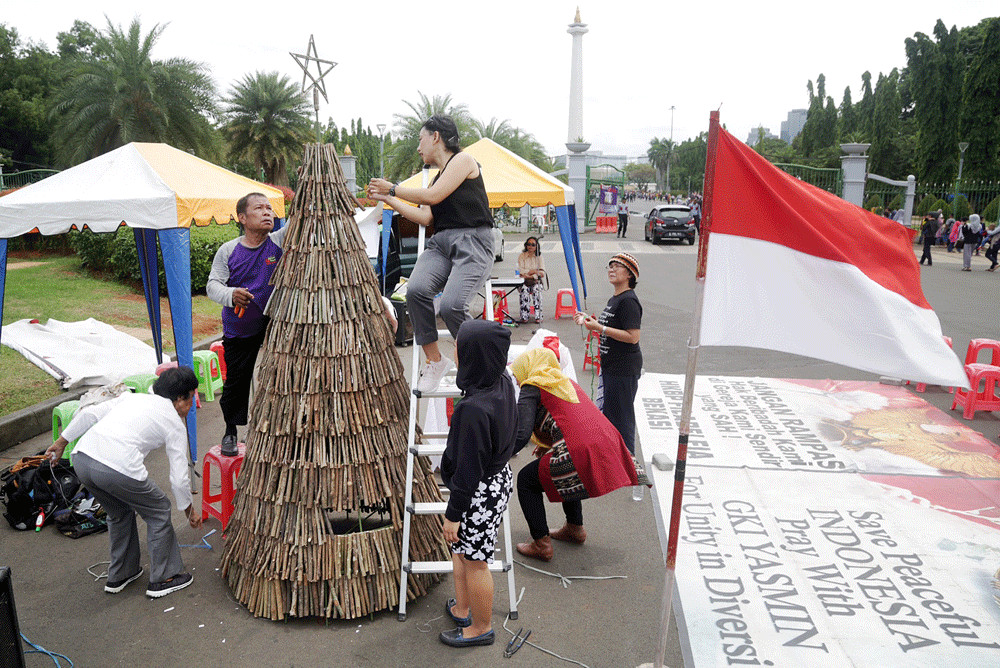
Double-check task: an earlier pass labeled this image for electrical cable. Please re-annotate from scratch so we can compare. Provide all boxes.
[19,632,74,667]
[501,588,591,667]
[514,559,628,588]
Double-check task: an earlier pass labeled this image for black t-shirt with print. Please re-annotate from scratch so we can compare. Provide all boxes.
[597,290,642,376]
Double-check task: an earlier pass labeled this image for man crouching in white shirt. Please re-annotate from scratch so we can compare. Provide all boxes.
[46,367,203,598]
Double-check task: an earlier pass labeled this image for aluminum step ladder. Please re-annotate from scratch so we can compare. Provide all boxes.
[396,206,518,622]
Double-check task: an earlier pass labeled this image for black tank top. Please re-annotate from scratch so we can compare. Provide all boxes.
[430,155,492,231]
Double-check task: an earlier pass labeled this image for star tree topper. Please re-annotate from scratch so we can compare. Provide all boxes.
[290,35,337,102]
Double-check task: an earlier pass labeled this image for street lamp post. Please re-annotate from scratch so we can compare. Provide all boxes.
[377,124,387,179]
[666,105,675,194]
[955,141,969,217]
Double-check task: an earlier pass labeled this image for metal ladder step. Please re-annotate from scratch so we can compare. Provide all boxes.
[411,443,446,457]
[409,502,447,515]
[405,560,512,575]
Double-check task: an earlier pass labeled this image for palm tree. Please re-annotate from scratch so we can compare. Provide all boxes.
[388,92,472,181]
[471,117,551,170]
[50,19,218,165]
[647,137,674,191]
[221,71,312,187]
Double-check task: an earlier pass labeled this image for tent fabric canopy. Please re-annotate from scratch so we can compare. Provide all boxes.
[0,142,286,463]
[0,142,285,237]
[396,138,574,209]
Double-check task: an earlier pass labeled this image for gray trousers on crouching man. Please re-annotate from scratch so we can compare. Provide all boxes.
[406,226,495,346]
[73,452,184,584]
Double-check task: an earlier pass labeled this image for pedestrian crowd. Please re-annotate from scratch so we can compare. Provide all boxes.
[919,209,999,272]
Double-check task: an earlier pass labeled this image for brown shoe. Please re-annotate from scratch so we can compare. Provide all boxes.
[516,536,553,561]
[550,523,587,544]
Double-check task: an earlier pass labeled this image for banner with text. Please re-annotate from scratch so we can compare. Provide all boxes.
[637,374,1000,667]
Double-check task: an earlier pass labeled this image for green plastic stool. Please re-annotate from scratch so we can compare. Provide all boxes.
[192,350,224,402]
[122,373,159,395]
[52,400,81,459]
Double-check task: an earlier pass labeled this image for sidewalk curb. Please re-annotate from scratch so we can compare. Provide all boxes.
[0,335,221,454]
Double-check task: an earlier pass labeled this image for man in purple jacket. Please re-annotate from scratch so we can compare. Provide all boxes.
[207,193,287,455]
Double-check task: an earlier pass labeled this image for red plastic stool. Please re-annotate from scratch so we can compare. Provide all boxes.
[201,442,245,528]
[583,328,601,372]
[210,340,227,381]
[964,338,1000,366]
[482,289,509,321]
[914,336,953,393]
[951,364,1000,420]
[554,289,577,319]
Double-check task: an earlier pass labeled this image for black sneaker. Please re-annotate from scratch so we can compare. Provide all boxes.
[146,572,193,598]
[220,434,239,457]
[105,567,144,594]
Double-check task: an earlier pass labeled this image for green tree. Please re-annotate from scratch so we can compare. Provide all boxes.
[56,20,101,59]
[0,24,59,170]
[624,163,657,191]
[647,137,673,190]
[222,71,312,187]
[839,86,857,140]
[856,72,875,138]
[904,20,965,182]
[800,74,837,156]
[958,18,1000,180]
[672,133,708,193]
[869,69,903,177]
[324,117,385,186]
[388,92,473,181]
[50,19,219,165]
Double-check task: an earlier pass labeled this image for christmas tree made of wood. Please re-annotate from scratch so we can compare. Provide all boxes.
[220,143,449,620]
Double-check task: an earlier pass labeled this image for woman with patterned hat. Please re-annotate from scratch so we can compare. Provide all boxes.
[574,252,643,454]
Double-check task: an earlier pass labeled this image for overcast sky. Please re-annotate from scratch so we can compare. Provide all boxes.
[5,1,995,161]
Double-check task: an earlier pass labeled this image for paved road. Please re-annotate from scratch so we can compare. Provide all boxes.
[3,215,996,667]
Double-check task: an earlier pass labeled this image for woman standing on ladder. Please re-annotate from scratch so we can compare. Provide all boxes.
[368,116,494,393]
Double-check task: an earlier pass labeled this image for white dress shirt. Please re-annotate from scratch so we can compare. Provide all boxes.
[63,393,192,510]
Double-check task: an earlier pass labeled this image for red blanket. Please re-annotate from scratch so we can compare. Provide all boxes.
[537,381,639,502]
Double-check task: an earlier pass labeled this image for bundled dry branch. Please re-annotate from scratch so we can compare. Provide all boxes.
[221,143,449,620]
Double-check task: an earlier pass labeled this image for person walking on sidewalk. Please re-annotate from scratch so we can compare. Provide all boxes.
[984,223,1000,272]
[919,213,939,266]
[368,115,494,393]
[206,192,288,455]
[45,367,202,598]
[617,198,629,238]
[961,214,982,271]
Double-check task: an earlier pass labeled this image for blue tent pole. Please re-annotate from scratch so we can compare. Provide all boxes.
[555,206,583,311]
[568,203,588,307]
[157,228,197,463]
[134,228,164,363]
[0,239,7,350]
[380,208,392,295]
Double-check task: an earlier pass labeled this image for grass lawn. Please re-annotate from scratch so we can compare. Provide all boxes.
[1,254,223,416]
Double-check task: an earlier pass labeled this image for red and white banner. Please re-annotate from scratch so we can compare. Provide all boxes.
[638,374,1000,667]
[700,129,967,389]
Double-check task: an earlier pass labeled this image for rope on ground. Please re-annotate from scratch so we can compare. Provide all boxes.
[415,613,445,633]
[20,632,74,667]
[503,588,591,667]
[86,561,110,581]
[180,529,216,549]
[514,559,628,588]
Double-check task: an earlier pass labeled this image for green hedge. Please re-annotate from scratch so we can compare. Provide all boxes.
[70,224,241,295]
[983,195,999,222]
[915,194,937,217]
[952,194,971,220]
[930,199,952,218]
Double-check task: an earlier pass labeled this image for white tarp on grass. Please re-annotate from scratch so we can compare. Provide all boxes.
[2,318,164,389]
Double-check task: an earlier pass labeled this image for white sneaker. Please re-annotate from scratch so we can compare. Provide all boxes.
[415,356,455,393]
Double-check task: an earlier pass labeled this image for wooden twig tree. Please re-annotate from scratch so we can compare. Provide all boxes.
[220,143,449,620]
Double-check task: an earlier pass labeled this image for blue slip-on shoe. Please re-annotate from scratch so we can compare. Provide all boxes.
[445,598,472,627]
[439,627,495,647]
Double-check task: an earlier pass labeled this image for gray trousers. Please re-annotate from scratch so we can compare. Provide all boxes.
[406,226,494,346]
[73,452,184,584]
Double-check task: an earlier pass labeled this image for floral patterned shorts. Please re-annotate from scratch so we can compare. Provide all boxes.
[453,464,513,563]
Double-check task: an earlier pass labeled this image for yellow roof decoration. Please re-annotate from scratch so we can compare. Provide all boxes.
[395,138,573,209]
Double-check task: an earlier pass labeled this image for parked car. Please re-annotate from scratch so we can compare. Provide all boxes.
[645,204,696,245]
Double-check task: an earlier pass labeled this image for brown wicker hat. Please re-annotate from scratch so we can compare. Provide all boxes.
[609,252,639,280]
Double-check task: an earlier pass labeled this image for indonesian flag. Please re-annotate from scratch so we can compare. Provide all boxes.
[701,128,967,388]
